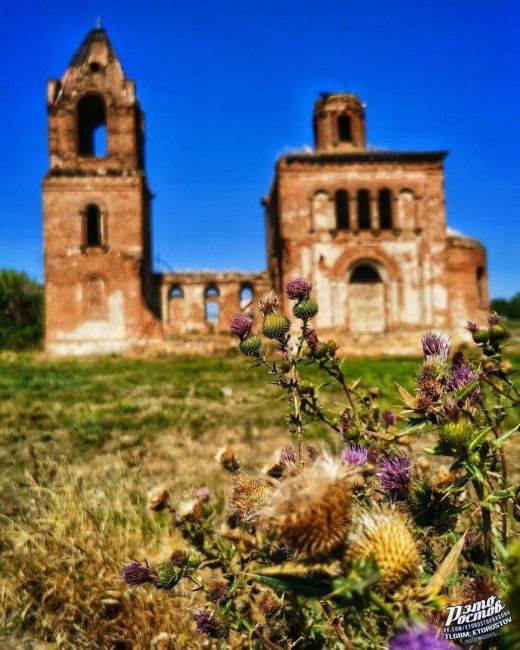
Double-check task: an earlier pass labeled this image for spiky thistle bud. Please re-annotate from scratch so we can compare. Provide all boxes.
[389,625,452,650]
[489,324,508,342]
[154,561,179,590]
[286,278,313,300]
[442,396,461,422]
[230,473,271,525]
[292,297,319,320]
[262,313,290,340]
[348,508,420,594]
[228,313,253,340]
[262,455,355,559]
[437,418,474,456]
[239,335,262,357]
[377,451,412,500]
[121,560,157,586]
[421,331,451,361]
[259,289,279,316]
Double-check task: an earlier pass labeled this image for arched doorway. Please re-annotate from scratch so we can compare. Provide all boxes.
[348,263,385,333]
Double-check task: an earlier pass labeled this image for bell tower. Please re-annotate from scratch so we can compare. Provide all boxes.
[43,27,160,354]
[313,92,366,152]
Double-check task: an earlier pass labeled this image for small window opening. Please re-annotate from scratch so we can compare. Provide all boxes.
[378,189,393,229]
[350,264,382,284]
[357,189,371,230]
[86,276,106,319]
[240,284,254,310]
[335,190,350,230]
[169,285,184,299]
[77,94,107,156]
[89,62,101,73]
[85,204,102,247]
[476,267,485,304]
[338,115,352,142]
[204,286,220,324]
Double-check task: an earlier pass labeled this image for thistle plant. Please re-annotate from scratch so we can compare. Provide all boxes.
[122,282,519,648]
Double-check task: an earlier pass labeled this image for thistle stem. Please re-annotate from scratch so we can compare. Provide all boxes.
[472,479,493,566]
[368,590,395,621]
[320,600,354,649]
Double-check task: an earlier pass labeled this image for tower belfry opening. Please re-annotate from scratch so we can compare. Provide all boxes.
[77,94,106,156]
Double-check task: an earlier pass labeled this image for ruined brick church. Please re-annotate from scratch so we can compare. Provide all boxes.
[43,28,488,356]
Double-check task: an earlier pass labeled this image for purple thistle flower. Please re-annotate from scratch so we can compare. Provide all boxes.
[279,445,297,464]
[487,311,500,326]
[342,444,369,466]
[382,409,395,427]
[448,363,476,391]
[121,560,157,586]
[389,625,453,650]
[422,331,451,361]
[228,314,253,341]
[466,321,478,333]
[192,608,221,638]
[286,278,313,300]
[196,486,211,502]
[377,451,412,500]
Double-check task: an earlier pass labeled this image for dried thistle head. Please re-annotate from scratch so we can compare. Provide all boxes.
[258,591,283,617]
[459,573,497,604]
[262,454,355,559]
[347,507,420,594]
[230,472,271,525]
[259,289,279,316]
[207,578,228,604]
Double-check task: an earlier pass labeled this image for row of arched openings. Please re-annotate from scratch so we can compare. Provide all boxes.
[334,189,393,231]
[169,283,255,324]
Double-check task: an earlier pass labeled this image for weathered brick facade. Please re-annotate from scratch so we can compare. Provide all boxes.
[43,29,488,356]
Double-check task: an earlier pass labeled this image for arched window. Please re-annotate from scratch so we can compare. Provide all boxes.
[85,276,106,319]
[357,189,371,230]
[204,285,220,324]
[337,115,352,142]
[77,94,107,156]
[85,204,102,247]
[378,189,393,229]
[169,285,184,299]
[476,267,485,305]
[240,284,254,310]
[349,264,382,284]
[335,190,349,230]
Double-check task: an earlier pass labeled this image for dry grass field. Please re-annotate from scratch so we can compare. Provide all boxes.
[0,350,518,648]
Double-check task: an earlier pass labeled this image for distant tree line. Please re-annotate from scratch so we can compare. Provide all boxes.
[491,293,520,321]
[0,269,43,349]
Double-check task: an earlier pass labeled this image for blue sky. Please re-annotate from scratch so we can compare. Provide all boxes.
[0,0,518,297]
